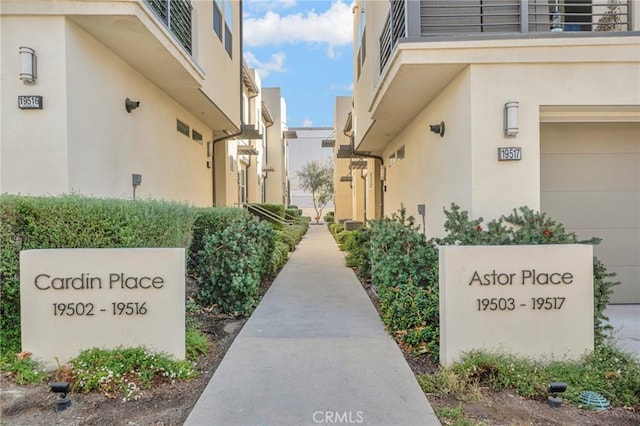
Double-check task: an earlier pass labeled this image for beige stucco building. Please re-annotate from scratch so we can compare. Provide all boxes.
[262,87,291,206]
[1,0,288,209]
[345,0,640,303]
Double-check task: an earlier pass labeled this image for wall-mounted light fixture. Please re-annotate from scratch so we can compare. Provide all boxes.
[19,47,37,83]
[125,98,140,113]
[429,121,445,137]
[504,101,519,136]
[132,174,142,200]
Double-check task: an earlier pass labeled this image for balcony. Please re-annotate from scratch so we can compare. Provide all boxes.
[145,0,193,54]
[380,0,633,72]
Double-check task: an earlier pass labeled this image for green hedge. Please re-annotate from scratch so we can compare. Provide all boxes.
[0,195,197,353]
[340,204,620,359]
[248,203,285,227]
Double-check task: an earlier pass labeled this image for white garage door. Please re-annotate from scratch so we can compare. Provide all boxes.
[541,122,640,304]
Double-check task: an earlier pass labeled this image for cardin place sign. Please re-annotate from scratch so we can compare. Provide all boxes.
[439,244,594,367]
[20,248,185,370]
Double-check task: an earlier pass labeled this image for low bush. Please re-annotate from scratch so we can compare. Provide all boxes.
[328,222,344,236]
[342,226,372,280]
[271,240,290,274]
[248,203,285,228]
[68,347,194,401]
[324,211,335,223]
[436,343,640,407]
[285,208,300,221]
[192,217,273,315]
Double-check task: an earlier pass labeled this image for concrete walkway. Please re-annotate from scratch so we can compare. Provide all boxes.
[605,304,640,358]
[185,225,440,426]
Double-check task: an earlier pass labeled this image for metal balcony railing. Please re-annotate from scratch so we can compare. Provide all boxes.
[380,0,632,72]
[145,0,193,54]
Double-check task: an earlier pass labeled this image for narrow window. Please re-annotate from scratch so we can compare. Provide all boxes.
[397,146,405,160]
[213,1,223,40]
[192,129,203,143]
[177,119,190,137]
[224,24,233,57]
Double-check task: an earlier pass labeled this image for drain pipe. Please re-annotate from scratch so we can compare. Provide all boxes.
[343,126,385,218]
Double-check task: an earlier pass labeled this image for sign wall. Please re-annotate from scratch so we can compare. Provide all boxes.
[439,245,594,367]
[20,248,185,370]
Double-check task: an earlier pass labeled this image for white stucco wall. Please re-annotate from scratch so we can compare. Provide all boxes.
[1,17,215,205]
[64,21,212,204]
[1,16,70,195]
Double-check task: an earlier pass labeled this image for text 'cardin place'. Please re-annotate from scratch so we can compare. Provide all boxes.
[33,273,165,290]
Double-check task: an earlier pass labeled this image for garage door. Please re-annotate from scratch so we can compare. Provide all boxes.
[541,122,640,304]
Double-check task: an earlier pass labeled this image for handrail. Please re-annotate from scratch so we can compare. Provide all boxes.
[241,203,295,226]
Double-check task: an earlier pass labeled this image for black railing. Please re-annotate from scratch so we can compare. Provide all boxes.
[145,0,193,54]
[380,0,631,72]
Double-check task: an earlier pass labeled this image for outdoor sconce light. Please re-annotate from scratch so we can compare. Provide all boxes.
[50,381,71,412]
[547,382,567,408]
[19,46,37,83]
[504,101,519,136]
[132,173,142,200]
[429,121,445,137]
[125,98,140,113]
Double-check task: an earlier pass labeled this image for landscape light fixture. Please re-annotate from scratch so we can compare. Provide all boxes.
[125,98,140,113]
[19,46,37,83]
[132,173,142,200]
[547,382,567,408]
[429,121,445,137]
[504,101,519,136]
[50,381,71,412]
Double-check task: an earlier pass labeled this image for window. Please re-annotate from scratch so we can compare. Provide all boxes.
[397,146,405,160]
[388,152,396,166]
[192,129,203,143]
[213,1,223,40]
[177,119,190,136]
[224,24,232,57]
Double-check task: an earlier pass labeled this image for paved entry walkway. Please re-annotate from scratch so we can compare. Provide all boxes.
[185,225,440,426]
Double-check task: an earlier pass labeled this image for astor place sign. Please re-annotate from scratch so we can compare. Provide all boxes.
[439,245,594,367]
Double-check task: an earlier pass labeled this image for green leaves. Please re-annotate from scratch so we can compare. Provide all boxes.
[297,160,334,221]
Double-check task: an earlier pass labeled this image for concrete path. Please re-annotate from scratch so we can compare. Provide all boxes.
[605,304,640,358]
[185,225,440,426]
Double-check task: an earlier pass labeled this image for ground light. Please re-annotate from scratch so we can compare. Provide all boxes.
[547,382,567,408]
[50,381,71,412]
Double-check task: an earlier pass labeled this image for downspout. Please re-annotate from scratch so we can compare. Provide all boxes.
[211,0,244,206]
[343,122,385,218]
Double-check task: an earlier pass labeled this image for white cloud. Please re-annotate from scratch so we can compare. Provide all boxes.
[301,118,314,127]
[329,82,354,92]
[244,1,354,48]
[245,51,287,79]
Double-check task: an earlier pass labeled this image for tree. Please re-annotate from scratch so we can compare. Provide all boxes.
[297,160,334,224]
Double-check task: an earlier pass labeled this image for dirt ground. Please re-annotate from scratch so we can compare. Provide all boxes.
[2,279,639,425]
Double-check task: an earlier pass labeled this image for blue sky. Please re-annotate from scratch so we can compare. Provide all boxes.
[243,0,354,127]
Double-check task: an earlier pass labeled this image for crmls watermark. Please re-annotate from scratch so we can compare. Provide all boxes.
[312,411,364,424]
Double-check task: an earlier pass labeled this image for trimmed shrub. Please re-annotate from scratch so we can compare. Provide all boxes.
[324,211,335,223]
[190,208,275,314]
[343,226,372,280]
[285,208,300,221]
[368,208,439,355]
[248,203,285,228]
[271,240,290,274]
[0,195,196,353]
